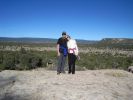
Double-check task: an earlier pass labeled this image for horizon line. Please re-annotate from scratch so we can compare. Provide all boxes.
[0,36,133,41]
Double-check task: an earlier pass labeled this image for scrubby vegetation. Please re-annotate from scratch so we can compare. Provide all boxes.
[0,38,133,71]
[0,47,132,71]
[77,53,133,70]
[0,48,57,71]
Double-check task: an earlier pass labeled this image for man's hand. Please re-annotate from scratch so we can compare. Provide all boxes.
[57,44,60,56]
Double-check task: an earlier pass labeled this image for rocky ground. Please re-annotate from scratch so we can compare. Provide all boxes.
[0,69,133,100]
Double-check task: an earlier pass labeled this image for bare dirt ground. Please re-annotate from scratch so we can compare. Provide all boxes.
[0,69,133,100]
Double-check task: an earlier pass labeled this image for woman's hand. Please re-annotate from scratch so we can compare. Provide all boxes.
[57,52,60,56]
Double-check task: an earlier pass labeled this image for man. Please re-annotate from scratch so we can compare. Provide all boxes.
[57,32,68,74]
[67,35,79,74]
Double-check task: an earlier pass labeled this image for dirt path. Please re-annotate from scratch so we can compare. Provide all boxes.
[0,69,133,100]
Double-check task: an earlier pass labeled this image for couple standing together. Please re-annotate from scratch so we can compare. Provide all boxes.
[57,32,79,75]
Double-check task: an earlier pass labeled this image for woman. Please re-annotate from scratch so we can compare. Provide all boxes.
[67,35,79,74]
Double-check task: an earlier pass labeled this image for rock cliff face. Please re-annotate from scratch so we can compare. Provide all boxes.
[0,69,133,100]
[100,38,133,44]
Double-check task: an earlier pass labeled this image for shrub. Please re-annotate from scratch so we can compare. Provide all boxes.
[3,53,15,70]
[0,51,3,64]
[18,53,32,70]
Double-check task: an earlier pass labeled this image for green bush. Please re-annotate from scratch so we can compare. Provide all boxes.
[18,54,31,70]
[0,64,4,70]
[0,52,3,64]
[3,53,15,70]
[76,52,133,70]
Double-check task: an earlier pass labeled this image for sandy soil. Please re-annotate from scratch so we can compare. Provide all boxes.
[0,69,133,100]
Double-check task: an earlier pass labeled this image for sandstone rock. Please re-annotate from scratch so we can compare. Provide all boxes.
[0,69,133,100]
[128,66,133,73]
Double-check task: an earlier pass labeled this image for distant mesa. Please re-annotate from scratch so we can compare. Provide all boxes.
[100,38,133,44]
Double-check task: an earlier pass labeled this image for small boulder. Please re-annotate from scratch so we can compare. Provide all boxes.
[128,66,133,73]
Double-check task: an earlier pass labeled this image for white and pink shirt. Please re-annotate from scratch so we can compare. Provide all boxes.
[67,39,79,55]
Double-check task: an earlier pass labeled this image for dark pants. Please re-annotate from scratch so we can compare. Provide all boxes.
[57,53,66,73]
[68,53,77,74]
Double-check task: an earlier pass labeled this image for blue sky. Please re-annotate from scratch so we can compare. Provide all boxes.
[0,0,133,40]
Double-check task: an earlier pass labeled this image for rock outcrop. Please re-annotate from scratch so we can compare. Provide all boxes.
[0,69,133,100]
[128,66,133,73]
